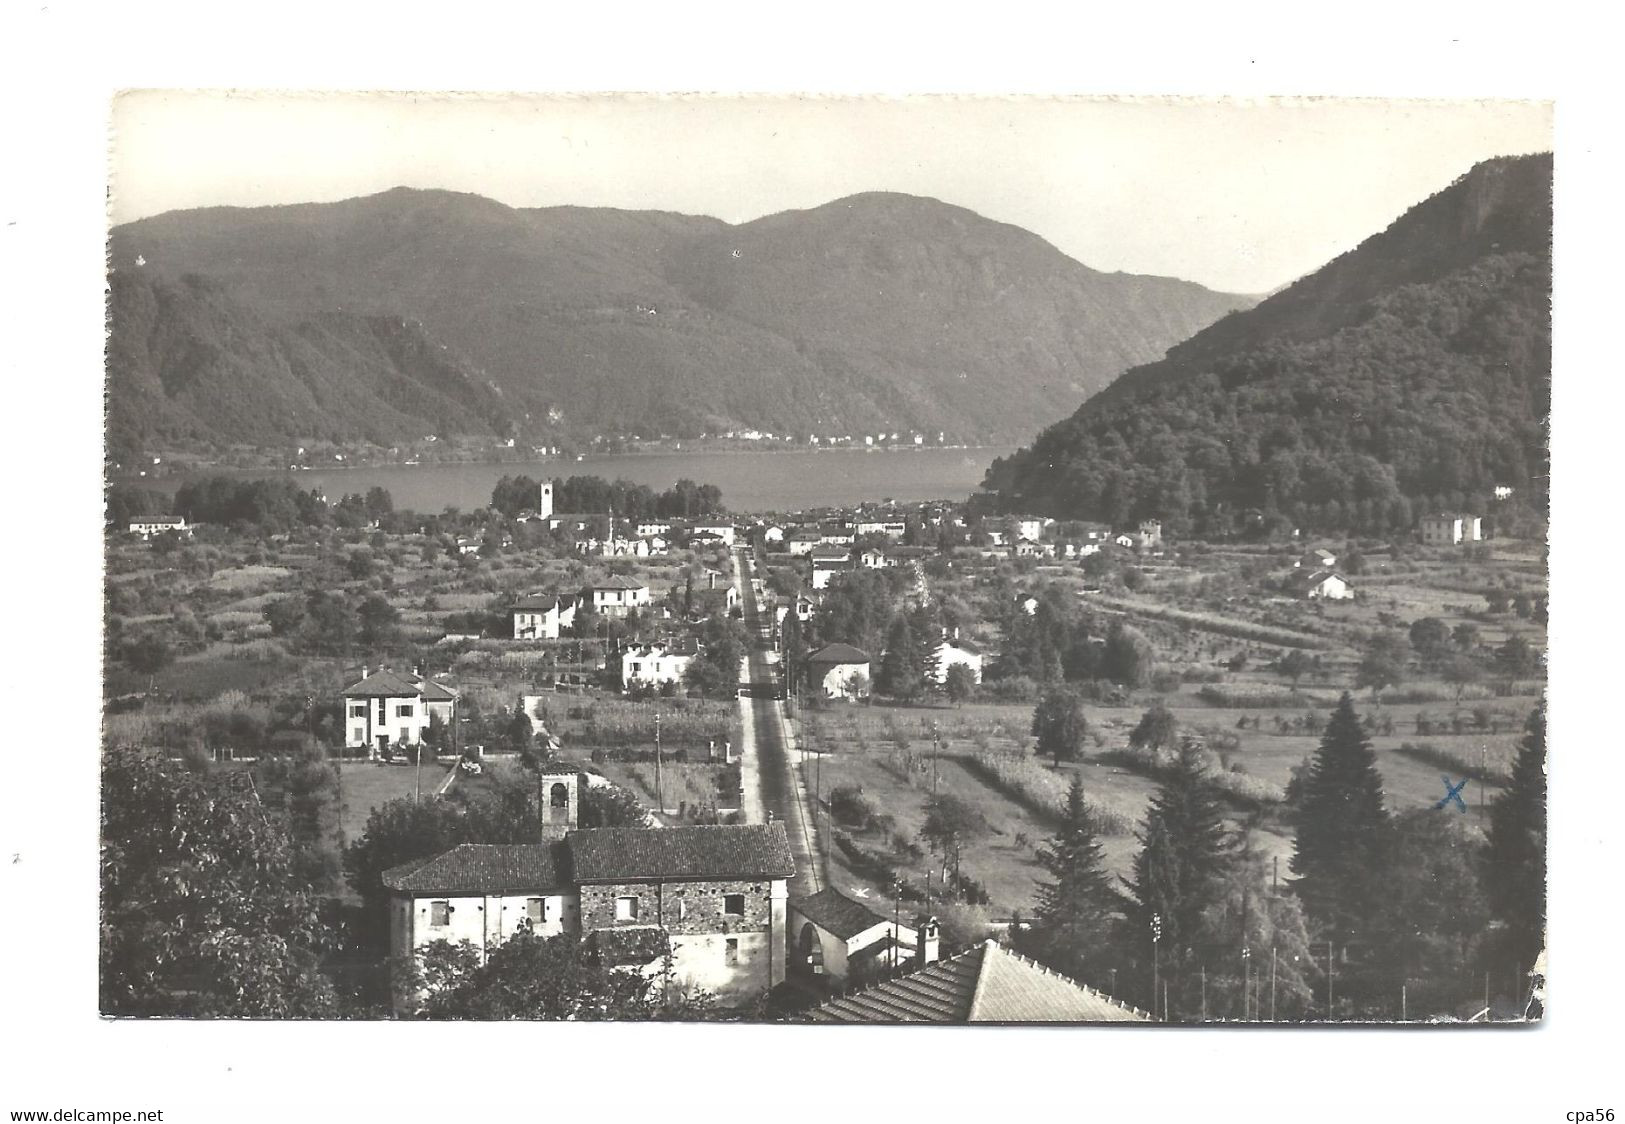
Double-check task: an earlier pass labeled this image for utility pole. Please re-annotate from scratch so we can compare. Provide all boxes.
[892,880,902,976]
[1327,941,1336,1019]
[1270,945,1277,1022]
[1242,946,1252,1021]
[1200,964,1207,1022]
[1151,914,1162,1022]
[1402,982,1408,1021]
[654,711,664,814]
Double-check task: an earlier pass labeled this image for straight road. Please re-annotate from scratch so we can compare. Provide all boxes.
[733,545,823,899]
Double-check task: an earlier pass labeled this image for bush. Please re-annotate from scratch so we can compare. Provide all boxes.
[962,752,1135,836]
[1393,741,1511,785]
[828,784,877,829]
[982,675,1040,702]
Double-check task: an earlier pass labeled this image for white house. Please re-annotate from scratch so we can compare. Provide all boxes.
[511,593,577,640]
[636,520,672,538]
[787,531,823,557]
[1015,517,1050,542]
[692,521,735,547]
[342,666,459,757]
[1285,569,1354,601]
[386,781,796,1012]
[127,515,189,538]
[582,576,650,617]
[812,556,854,590]
[805,643,871,700]
[788,887,938,988]
[1420,513,1483,546]
[858,547,890,569]
[932,636,984,684]
[817,526,856,546]
[762,525,786,544]
[621,640,698,690]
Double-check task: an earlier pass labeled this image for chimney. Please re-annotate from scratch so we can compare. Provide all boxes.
[360,665,369,680]
[709,571,719,590]
[914,914,940,968]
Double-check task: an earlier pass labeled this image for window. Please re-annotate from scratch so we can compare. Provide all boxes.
[724,938,739,966]
[396,704,414,718]
[615,896,640,922]
[526,898,546,924]
[429,901,451,927]
[723,894,746,917]
[348,703,366,719]
[676,898,688,922]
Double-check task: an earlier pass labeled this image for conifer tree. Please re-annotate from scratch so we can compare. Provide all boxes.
[1123,737,1232,956]
[1028,776,1119,979]
[1483,701,1546,969]
[1289,692,1391,944]
[876,614,922,700]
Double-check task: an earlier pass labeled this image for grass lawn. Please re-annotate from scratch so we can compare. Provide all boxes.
[338,759,453,841]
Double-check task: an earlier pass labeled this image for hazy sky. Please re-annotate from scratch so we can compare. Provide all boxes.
[110,92,1551,293]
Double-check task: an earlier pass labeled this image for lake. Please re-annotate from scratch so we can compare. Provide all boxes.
[138,447,1015,515]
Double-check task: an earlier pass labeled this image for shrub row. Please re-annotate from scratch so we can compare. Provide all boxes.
[1095,597,1335,650]
[960,752,1136,836]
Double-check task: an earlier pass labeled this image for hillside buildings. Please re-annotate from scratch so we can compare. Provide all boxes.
[510,593,577,640]
[805,643,871,700]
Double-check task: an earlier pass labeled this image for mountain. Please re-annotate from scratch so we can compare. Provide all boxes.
[982,154,1552,536]
[107,189,1253,457]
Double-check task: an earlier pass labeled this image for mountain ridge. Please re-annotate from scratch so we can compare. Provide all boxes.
[984,153,1553,537]
[107,188,1253,459]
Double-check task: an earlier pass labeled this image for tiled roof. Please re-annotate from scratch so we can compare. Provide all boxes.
[512,592,569,612]
[807,941,1150,1024]
[584,926,670,967]
[807,643,870,665]
[382,843,571,895]
[791,888,889,940]
[418,678,459,701]
[587,575,647,591]
[567,823,796,883]
[341,669,425,698]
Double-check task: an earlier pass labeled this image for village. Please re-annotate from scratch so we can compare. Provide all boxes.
[103,466,1546,1021]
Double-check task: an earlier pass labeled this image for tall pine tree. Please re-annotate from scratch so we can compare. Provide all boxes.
[876,614,923,701]
[1483,701,1546,971]
[1289,692,1391,945]
[1027,776,1119,981]
[1121,736,1232,1014]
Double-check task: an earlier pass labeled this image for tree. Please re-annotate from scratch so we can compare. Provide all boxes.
[1122,738,1232,965]
[943,662,978,706]
[1026,776,1120,981]
[579,783,650,828]
[919,794,987,890]
[1440,652,1483,703]
[1129,702,1179,756]
[1354,632,1409,700]
[1408,617,1450,667]
[504,707,537,758]
[876,614,924,701]
[1289,694,1392,945]
[100,748,338,1017]
[1483,703,1546,970]
[1102,622,1155,688]
[357,593,402,648]
[683,615,749,699]
[122,632,173,687]
[1452,621,1481,652]
[1495,634,1540,681]
[1193,837,1318,1020]
[252,742,344,893]
[1031,687,1089,767]
[1277,649,1312,689]
[415,928,668,1020]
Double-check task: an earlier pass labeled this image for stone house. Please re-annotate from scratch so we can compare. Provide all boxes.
[384,771,796,1010]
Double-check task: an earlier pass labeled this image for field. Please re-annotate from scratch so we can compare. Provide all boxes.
[337,759,454,841]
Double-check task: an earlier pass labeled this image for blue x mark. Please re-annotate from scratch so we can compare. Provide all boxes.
[1435,775,1469,813]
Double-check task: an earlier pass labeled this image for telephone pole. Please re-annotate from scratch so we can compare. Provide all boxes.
[654,711,664,814]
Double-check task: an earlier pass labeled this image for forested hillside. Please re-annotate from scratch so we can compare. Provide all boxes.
[107,189,1252,457]
[983,154,1551,536]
